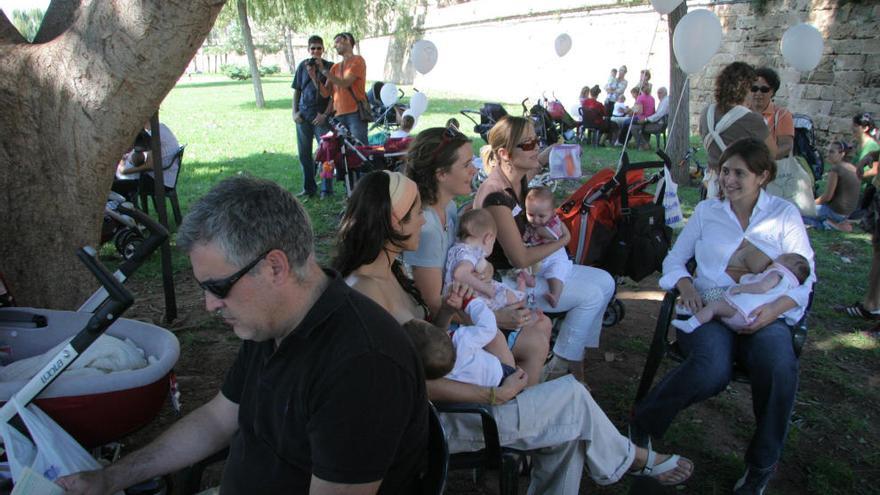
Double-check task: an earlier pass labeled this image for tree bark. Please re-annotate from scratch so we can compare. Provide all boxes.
[667,1,691,184]
[236,0,264,108]
[282,24,295,75]
[0,0,224,309]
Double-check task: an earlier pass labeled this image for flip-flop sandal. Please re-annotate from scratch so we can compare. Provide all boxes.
[631,448,694,486]
[835,302,880,320]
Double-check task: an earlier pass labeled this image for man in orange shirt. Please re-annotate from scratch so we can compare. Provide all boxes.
[316,32,369,145]
[749,67,794,160]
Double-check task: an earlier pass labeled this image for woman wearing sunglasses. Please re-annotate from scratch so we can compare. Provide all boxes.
[474,116,615,385]
[748,67,794,160]
[699,62,776,199]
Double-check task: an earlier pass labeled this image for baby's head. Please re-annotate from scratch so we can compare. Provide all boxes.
[402,319,455,379]
[459,208,497,254]
[610,68,618,77]
[775,253,810,284]
[525,187,555,227]
[400,114,415,133]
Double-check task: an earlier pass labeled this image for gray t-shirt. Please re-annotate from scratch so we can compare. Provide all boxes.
[403,201,458,268]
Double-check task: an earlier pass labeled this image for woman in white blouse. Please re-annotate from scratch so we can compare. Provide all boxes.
[631,138,815,494]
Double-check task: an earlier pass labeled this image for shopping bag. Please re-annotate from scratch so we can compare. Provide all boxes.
[0,401,101,485]
[655,166,684,229]
[766,155,816,216]
[548,145,582,180]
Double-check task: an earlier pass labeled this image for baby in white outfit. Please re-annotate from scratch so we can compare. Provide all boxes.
[672,253,810,333]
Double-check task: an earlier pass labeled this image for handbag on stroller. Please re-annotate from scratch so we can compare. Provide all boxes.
[557,151,672,282]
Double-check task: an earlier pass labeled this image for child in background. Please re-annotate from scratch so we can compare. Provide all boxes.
[672,253,811,333]
[611,94,629,127]
[523,187,573,307]
[390,114,415,138]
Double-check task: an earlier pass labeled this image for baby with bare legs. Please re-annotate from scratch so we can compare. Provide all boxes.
[673,253,810,333]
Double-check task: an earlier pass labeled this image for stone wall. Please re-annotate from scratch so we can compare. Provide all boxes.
[359,0,879,142]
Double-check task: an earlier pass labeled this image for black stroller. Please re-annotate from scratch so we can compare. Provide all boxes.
[460,103,508,142]
[367,81,407,132]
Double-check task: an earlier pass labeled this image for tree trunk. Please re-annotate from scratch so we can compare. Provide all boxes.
[282,24,295,75]
[667,1,691,184]
[236,0,264,108]
[0,0,224,309]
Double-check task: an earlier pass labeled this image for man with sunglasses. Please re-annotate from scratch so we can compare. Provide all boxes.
[58,176,429,495]
[293,35,334,200]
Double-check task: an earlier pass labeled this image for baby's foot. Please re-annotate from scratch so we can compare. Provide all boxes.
[544,292,559,308]
[670,316,700,334]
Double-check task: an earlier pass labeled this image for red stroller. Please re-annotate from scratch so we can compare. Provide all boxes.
[557,151,673,325]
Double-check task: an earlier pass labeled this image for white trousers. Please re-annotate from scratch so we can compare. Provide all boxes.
[440,376,636,494]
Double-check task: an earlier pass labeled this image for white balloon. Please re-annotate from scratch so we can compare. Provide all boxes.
[554,34,572,57]
[411,40,438,75]
[409,92,428,116]
[380,83,399,107]
[650,0,684,15]
[672,9,723,74]
[781,23,824,72]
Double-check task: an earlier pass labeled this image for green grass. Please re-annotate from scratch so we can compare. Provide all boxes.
[131,74,880,494]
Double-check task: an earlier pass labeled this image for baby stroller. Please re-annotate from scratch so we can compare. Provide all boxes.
[556,151,673,325]
[460,103,508,142]
[368,81,407,132]
[528,100,559,147]
[101,192,153,260]
[542,94,579,143]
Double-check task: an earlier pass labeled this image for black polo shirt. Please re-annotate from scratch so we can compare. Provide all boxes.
[219,270,428,494]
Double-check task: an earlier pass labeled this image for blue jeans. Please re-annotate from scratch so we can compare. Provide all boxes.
[802,204,848,229]
[335,111,369,145]
[295,118,330,195]
[633,319,799,471]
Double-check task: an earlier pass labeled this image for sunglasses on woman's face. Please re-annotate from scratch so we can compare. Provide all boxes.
[750,85,771,94]
[516,138,540,151]
[197,250,271,299]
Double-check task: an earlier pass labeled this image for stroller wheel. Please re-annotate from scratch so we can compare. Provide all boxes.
[115,229,144,260]
[602,298,625,327]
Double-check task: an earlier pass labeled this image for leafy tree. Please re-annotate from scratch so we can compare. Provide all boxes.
[0,0,223,308]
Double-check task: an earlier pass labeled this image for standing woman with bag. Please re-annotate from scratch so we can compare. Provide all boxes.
[699,62,776,199]
[318,32,369,144]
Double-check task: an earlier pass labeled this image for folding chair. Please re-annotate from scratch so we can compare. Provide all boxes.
[139,145,186,225]
[578,107,604,148]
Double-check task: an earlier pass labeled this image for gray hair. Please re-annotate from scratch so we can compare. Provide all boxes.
[177,175,314,280]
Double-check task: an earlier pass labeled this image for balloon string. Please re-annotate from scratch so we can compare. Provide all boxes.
[663,73,690,154]
[618,15,663,170]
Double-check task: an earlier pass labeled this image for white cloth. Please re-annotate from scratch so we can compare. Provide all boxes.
[446,299,504,387]
[145,123,181,188]
[503,264,614,359]
[612,102,628,118]
[440,375,636,493]
[389,130,410,139]
[724,263,801,322]
[647,96,668,123]
[0,335,149,382]
[537,248,573,282]
[659,190,815,325]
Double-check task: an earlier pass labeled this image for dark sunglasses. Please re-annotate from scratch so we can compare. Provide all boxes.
[750,85,771,94]
[516,138,540,151]
[430,126,465,163]
[197,250,271,299]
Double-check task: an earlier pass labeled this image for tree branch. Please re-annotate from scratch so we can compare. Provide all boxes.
[33,0,81,44]
[0,10,27,45]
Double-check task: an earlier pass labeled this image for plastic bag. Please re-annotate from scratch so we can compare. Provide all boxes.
[548,144,582,179]
[0,400,101,485]
[766,155,817,216]
[658,166,685,229]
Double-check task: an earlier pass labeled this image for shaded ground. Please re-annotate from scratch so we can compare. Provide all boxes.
[116,264,879,494]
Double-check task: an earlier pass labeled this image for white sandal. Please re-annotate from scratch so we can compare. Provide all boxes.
[632,448,693,485]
